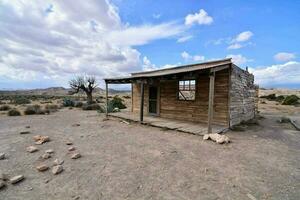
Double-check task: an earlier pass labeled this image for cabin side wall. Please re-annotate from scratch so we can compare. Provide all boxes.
[132,68,229,126]
[229,65,256,126]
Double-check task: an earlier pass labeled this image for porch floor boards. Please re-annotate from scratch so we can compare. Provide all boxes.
[108,111,227,135]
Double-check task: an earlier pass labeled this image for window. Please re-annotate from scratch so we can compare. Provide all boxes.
[178,80,196,100]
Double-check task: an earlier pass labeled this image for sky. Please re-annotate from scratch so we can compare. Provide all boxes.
[0,0,299,90]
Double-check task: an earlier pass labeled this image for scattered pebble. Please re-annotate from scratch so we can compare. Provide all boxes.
[25,126,30,128]
[0,153,5,160]
[53,159,64,166]
[26,146,38,153]
[36,164,49,172]
[71,153,81,159]
[45,149,54,154]
[20,131,30,134]
[68,146,76,151]
[52,165,63,175]
[72,124,80,127]
[41,153,51,159]
[34,135,50,145]
[66,141,73,145]
[44,179,50,184]
[0,180,6,189]
[10,175,24,184]
[0,173,9,181]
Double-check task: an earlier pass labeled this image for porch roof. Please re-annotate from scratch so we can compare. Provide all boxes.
[104,58,232,83]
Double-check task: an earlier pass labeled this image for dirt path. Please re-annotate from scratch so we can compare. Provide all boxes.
[0,108,299,200]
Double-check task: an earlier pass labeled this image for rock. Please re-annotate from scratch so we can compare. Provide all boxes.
[0,180,6,189]
[25,126,30,128]
[10,175,24,184]
[203,133,230,144]
[203,134,209,140]
[26,146,38,153]
[71,153,81,159]
[66,141,73,145]
[0,153,5,160]
[52,165,63,175]
[36,164,49,172]
[72,124,80,127]
[68,146,76,151]
[113,107,120,112]
[41,153,51,159]
[0,173,9,181]
[33,135,50,145]
[120,120,130,125]
[53,159,64,166]
[45,149,54,154]
[44,179,50,183]
[20,131,30,134]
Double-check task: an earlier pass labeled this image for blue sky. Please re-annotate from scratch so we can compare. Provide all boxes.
[0,0,299,89]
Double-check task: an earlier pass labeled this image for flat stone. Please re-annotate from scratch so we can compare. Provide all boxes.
[52,165,63,175]
[10,175,24,184]
[53,159,64,166]
[36,164,49,172]
[0,153,5,160]
[45,149,54,154]
[0,180,6,189]
[20,131,30,134]
[66,141,73,145]
[41,153,51,159]
[71,153,81,159]
[68,146,76,151]
[26,146,38,153]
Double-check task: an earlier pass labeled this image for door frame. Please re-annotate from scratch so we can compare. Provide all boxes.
[148,85,160,116]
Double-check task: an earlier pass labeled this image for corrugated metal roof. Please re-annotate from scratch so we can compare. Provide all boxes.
[104,58,232,82]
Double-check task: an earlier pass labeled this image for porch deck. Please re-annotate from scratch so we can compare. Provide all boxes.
[108,111,228,135]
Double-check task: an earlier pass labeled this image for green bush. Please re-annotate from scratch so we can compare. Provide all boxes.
[24,105,45,115]
[109,96,126,109]
[0,105,11,111]
[62,98,75,107]
[282,95,299,105]
[74,101,83,107]
[82,103,101,110]
[13,96,31,105]
[7,109,21,116]
[276,95,285,102]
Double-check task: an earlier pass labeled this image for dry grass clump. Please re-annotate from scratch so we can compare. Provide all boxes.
[0,105,11,111]
[24,105,49,115]
[7,109,21,116]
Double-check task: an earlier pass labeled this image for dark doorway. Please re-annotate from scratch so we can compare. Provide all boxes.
[149,86,158,114]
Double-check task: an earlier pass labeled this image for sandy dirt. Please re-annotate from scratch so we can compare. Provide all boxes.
[0,103,300,200]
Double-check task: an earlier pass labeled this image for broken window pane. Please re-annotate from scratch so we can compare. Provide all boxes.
[178,80,196,100]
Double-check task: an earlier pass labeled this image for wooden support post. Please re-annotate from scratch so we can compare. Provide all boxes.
[207,72,215,133]
[140,82,144,123]
[105,82,108,118]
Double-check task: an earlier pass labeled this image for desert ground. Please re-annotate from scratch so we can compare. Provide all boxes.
[0,90,300,200]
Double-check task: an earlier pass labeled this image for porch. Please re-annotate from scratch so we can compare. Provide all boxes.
[108,111,228,135]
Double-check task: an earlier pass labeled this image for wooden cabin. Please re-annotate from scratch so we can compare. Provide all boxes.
[104,58,257,133]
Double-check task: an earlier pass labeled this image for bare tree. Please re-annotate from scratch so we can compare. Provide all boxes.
[69,75,97,104]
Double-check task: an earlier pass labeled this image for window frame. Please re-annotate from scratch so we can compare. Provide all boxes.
[177,79,196,101]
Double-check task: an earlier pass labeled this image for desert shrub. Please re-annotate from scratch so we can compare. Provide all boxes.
[109,96,126,109]
[45,104,59,112]
[74,101,83,107]
[62,98,75,107]
[13,96,31,105]
[82,103,101,110]
[97,102,116,113]
[24,105,45,115]
[122,95,131,99]
[276,95,285,102]
[260,93,276,100]
[282,95,299,105]
[0,105,11,111]
[7,109,21,116]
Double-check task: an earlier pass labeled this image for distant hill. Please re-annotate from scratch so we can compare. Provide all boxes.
[0,87,130,96]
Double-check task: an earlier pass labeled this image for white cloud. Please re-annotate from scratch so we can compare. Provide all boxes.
[249,61,300,87]
[185,9,213,26]
[177,35,193,43]
[274,52,296,62]
[152,13,161,19]
[142,56,176,71]
[181,51,205,62]
[227,43,243,50]
[234,31,253,42]
[0,0,185,88]
[226,54,252,65]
